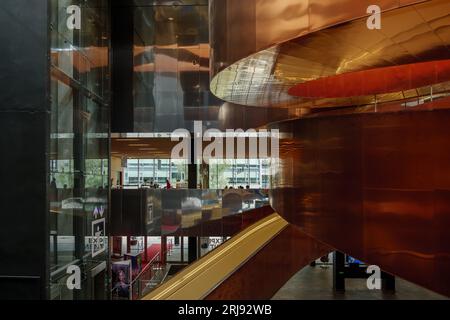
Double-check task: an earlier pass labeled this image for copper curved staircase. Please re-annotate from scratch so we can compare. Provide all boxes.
[209,0,450,298]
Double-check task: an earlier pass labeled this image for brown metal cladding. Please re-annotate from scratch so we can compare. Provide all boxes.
[205,224,332,300]
[210,0,449,108]
[208,0,450,297]
[269,101,450,297]
[210,0,425,75]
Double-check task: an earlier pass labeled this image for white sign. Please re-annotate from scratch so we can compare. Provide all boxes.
[91,218,106,257]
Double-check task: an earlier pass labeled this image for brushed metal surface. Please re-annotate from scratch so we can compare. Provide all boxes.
[206,223,332,300]
[210,0,449,108]
[210,0,424,76]
[269,99,450,297]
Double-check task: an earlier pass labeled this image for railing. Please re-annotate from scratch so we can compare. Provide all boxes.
[111,252,164,300]
[142,213,288,300]
[130,252,164,300]
[111,188,270,236]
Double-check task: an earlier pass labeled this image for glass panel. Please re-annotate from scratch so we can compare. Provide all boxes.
[49,0,110,300]
[133,3,217,133]
[209,159,274,190]
[124,158,188,188]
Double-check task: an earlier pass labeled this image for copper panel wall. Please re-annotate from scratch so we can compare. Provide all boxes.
[210,0,425,76]
[210,0,450,108]
[270,104,450,297]
[205,225,332,300]
[218,103,301,130]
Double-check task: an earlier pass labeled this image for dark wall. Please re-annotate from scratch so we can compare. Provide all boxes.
[111,0,134,132]
[111,189,147,236]
[0,0,49,299]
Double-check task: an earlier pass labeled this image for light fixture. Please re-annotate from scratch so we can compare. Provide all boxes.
[129,144,151,147]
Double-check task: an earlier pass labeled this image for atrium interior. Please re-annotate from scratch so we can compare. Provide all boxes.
[0,0,450,302]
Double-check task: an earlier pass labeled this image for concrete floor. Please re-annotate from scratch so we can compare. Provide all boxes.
[272,265,448,300]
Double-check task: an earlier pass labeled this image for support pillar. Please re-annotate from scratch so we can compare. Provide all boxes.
[188,237,198,263]
[111,0,134,132]
[187,135,199,263]
[126,236,131,254]
[161,236,167,264]
[333,251,345,292]
[382,271,396,293]
[333,251,396,294]
[333,251,346,292]
[188,137,197,189]
[181,237,184,262]
[144,236,148,261]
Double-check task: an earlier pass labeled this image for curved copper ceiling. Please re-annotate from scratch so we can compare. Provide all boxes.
[210,0,450,108]
[210,0,427,77]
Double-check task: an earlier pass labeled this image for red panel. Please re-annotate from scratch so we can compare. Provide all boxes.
[288,60,450,98]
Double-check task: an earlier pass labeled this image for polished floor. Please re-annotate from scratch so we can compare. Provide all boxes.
[272,265,448,300]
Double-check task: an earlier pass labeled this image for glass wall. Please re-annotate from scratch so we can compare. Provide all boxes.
[123,159,188,188]
[133,0,220,133]
[209,159,272,189]
[124,159,272,189]
[49,0,110,300]
[116,153,258,190]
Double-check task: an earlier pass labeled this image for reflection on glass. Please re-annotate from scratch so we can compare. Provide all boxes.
[209,159,272,189]
[123,159,188,188]
[49,0,110,300]
[133,3,219,133]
